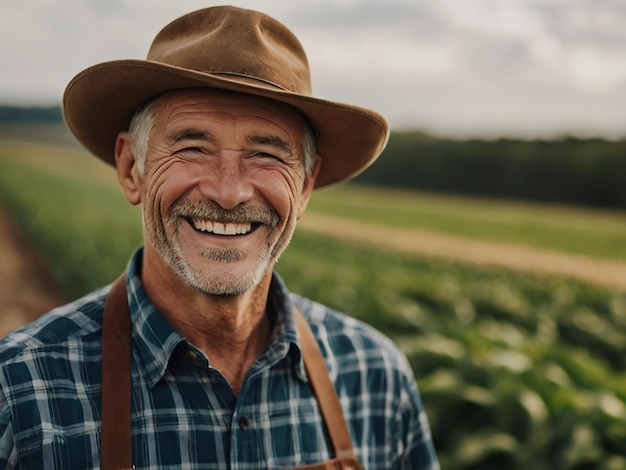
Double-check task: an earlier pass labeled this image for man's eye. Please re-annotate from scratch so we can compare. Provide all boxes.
[257,152,282,161]
[176,147,206,156]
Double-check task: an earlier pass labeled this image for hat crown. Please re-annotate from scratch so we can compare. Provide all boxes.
[147,6,312,94]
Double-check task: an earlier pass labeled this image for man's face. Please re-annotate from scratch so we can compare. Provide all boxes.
[133,89,318,296]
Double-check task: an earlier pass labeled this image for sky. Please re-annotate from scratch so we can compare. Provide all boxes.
[1,0,625,139]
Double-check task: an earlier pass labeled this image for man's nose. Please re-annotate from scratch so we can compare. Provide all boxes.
[197,155,254,209]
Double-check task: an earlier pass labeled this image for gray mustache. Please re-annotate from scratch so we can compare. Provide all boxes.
[171,199,279,227]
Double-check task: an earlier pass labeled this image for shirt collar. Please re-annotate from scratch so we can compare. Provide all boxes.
[263,273,308,382]
[124,248,307,387]
[125,249,186,387]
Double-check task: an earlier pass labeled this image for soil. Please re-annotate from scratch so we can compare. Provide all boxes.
[0,204,64,337]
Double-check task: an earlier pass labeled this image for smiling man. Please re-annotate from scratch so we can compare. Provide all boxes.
[0,6,439,469]
[118,89,319,395]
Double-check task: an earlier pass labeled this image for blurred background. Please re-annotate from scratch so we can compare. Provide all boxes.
[2,0,626,138]
[1,1,626,469]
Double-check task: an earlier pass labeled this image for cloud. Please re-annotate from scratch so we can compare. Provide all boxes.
[1,0,625,137]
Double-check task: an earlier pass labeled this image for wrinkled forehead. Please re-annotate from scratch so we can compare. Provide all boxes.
[150,88,308,133]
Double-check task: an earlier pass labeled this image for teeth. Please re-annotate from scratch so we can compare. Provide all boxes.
[191,218,252,235]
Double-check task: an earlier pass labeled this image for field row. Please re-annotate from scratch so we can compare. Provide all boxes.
[308,183,626,262]
[299,212,626,291]
[4,138,626,265]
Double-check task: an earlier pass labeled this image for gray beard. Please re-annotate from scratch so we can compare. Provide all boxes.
[144,199,286,296]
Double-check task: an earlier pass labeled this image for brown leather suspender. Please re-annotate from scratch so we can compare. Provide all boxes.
[100,274,362,469]
[101,274,132,470]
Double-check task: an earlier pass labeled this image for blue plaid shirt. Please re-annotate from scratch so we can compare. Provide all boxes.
[0,249,438,469]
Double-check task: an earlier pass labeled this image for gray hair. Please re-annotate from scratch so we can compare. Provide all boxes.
[128,100,157,176]
[128,98,318,177]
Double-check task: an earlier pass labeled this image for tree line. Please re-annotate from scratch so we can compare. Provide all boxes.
[0,105,62,122]
[355,131,626,210]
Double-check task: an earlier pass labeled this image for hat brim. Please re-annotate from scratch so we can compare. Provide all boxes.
[62,60,389,188]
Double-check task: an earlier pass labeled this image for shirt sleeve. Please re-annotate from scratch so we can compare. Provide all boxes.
[396,363,440,470]
[0,386,17,469]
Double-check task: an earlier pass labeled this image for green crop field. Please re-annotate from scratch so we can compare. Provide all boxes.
[1,135,626,469]
[308,183,626,263]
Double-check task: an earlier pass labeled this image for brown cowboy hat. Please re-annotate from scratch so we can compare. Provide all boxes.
[62,5,389,188]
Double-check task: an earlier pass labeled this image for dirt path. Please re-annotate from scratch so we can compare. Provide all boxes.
[0,204,63,337]
[299,213,626,291]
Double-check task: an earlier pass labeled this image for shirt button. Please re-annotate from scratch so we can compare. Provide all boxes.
[187,350,198,361]
[238,416,249,430]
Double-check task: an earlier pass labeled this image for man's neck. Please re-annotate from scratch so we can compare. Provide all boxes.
[139,253,274,395]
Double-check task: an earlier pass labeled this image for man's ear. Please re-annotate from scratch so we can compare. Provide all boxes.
[115,132,142,206]
[297,155,321,219]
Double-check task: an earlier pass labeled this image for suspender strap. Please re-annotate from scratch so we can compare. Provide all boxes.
[101,273,133,470]
[294,312,356,459]
[100,274,360,469]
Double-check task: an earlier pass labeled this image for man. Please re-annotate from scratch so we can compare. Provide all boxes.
[0,6,439,469]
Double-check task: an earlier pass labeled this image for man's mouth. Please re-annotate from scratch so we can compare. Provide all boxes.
[188,217,256,236]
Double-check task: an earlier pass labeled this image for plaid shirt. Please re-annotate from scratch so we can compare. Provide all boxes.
[0,249,439,469]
